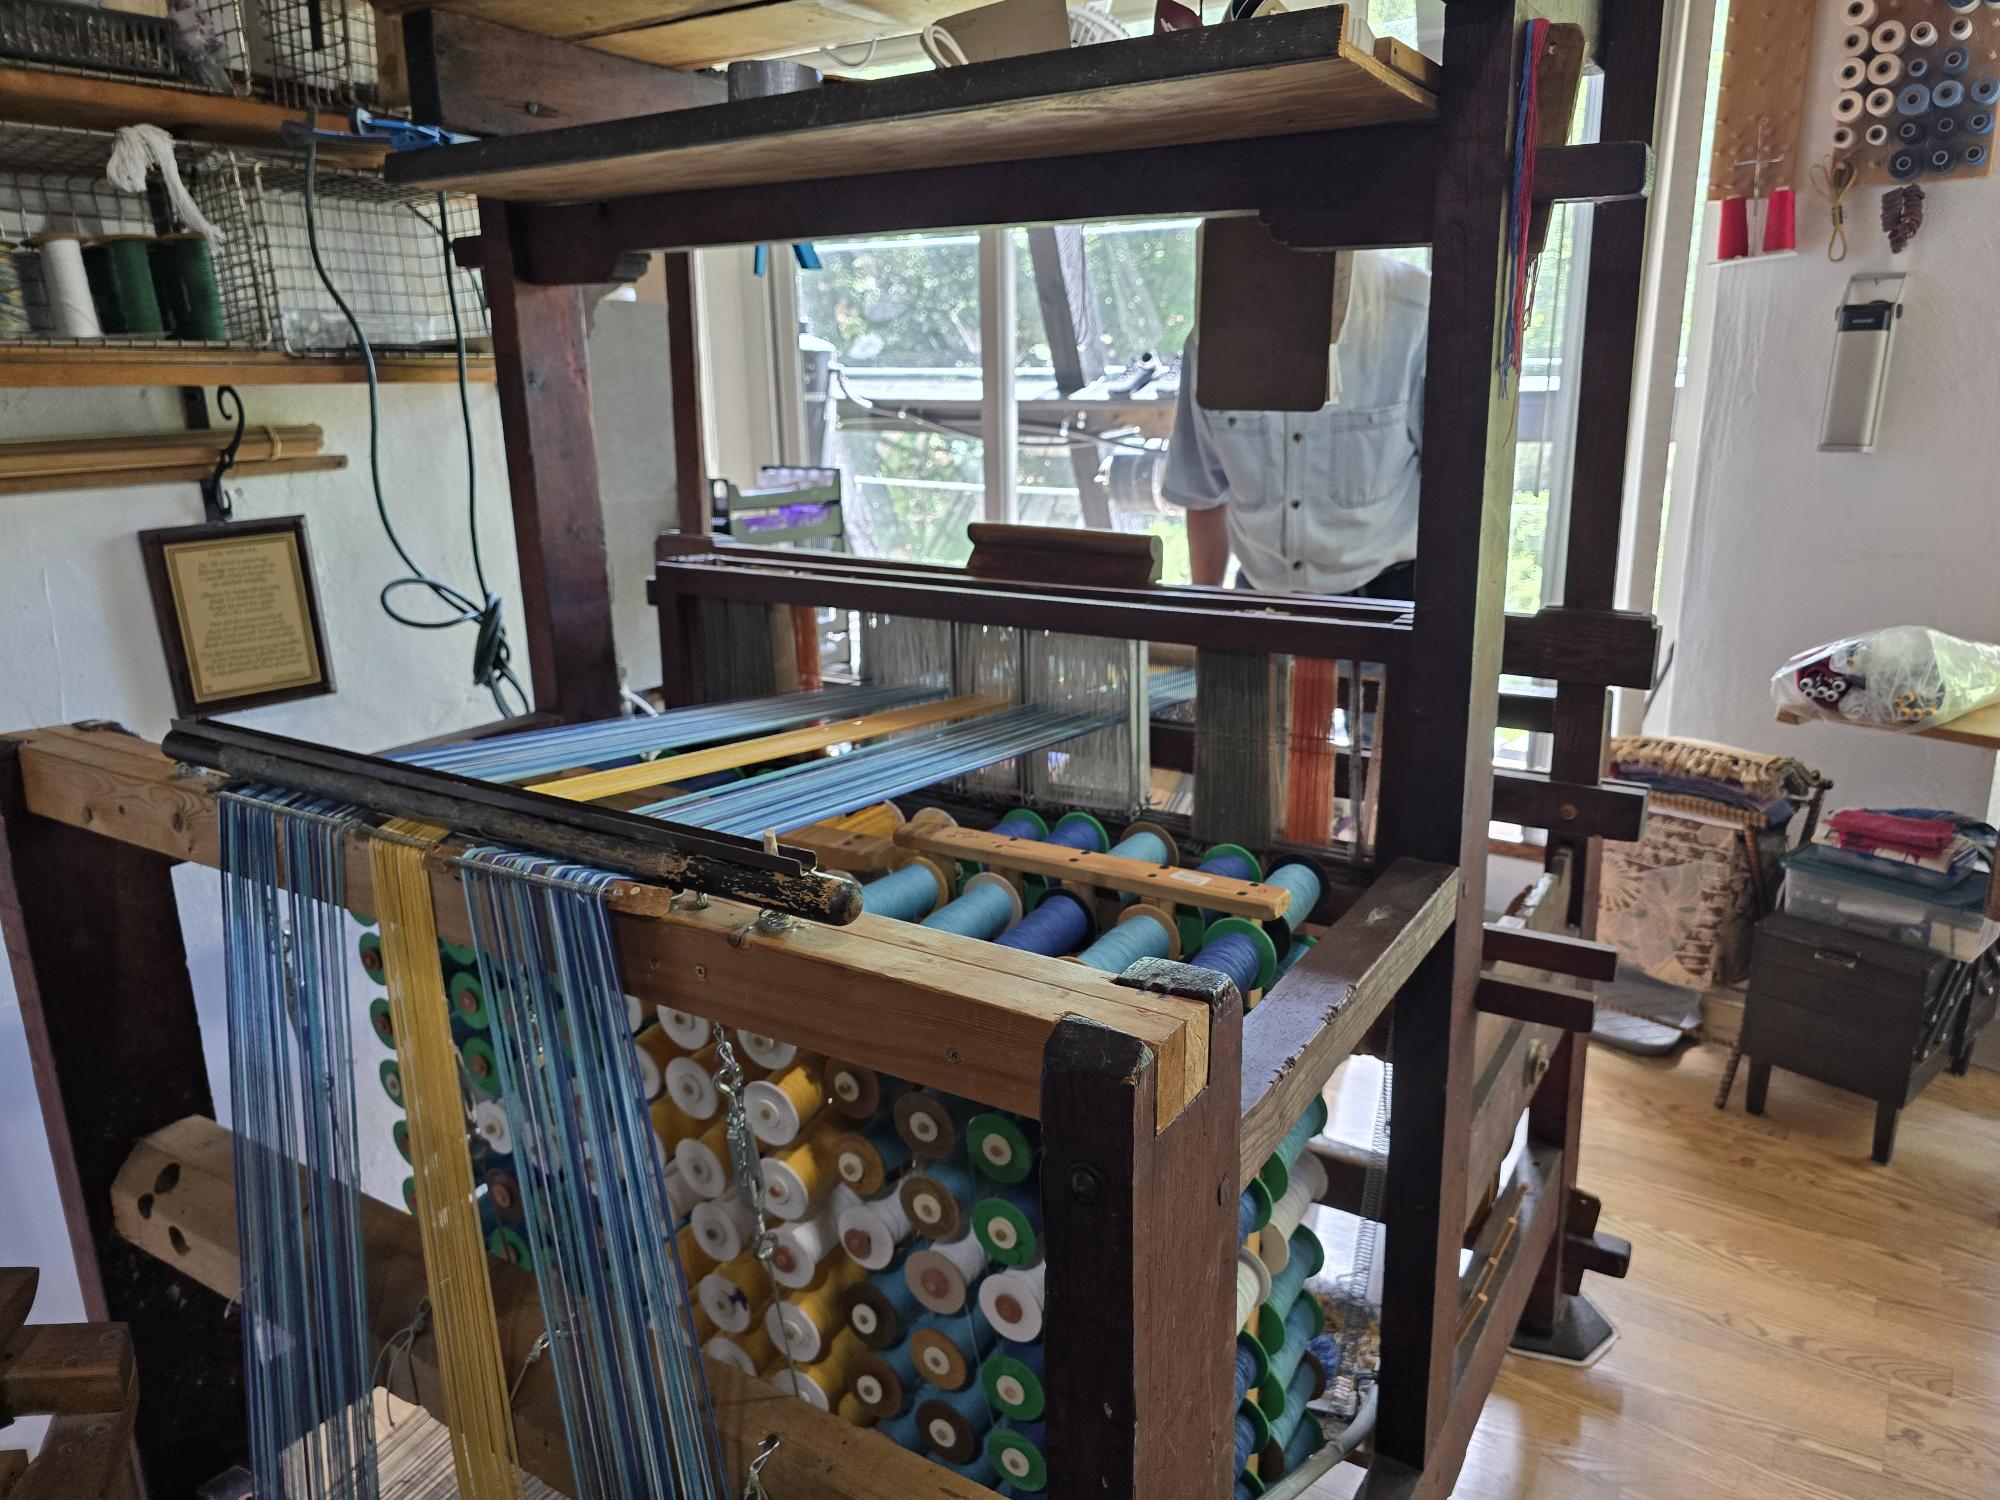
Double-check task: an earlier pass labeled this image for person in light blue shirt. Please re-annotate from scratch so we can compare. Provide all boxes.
[1162,251,1430,597]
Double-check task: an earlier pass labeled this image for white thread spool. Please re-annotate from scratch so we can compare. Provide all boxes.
[762,1143,843,1221]
[699,1266,767,1334]
[623,992,646,1033]
[675,1131,730,1199]
[1837,57,1867,89]
[33,234,100,338]
[1864,121,1891,146]
[706,1333,760,1376]
[633,1044,663,1103]
[472,1099,512,1157]
[1235,1248,1273,1330]
[663,1159,701,1221]
[1911,21,1939,46]
[747,1065,823,1147]
[658,1007,711,1050]
[1868,53,1903,86]
[666,1054,720,1120]
[1951,16,1975,40]
[1866,87,1898,116]
[1258,1149,1329,1273]
[977,1259,1047,1342]
[1873,20,1907,53]
[1842,0,1876,24]
[767,1293,831,1364]
[774,1366,835,1411]
[692,1193,758,1263]
[904,1229,987,1315]
[1833,90,1865,122]
[735,1028,798,1070]
[838,1190,914,1270]
[1840,26,1871,55]
[1833,124,1857,150]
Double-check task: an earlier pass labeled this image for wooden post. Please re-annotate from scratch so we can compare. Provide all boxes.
[1041,961,1240,1499]
[0,734,245,1497]
[663,251,710,540]
[1369,0,1526,1479]
[480,200,623,722]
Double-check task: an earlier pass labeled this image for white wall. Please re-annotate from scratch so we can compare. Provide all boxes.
[0,313,676,1454]
[1661,20,2000,816]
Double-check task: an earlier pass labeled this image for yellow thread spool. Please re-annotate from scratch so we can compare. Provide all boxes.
[676,1223,718,1287]
[769,1255,864,1362]
[762,1119,835,1220]
[677,1116,734,1199]
[700,1254,770,1336]
[636,1022,686,1071]
[651,1095,704,1152]
[747,1060,826,1147]
[837,1391,877,1428]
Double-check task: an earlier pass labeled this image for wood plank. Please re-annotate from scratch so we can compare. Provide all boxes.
[0,1272,33,1344]
[593,0,975,70]
[0,456,345,497]
[1500,606,1659,689]
[0,1323,134,1416]
[1776,701,2000,755]
[403,8,725,135]
[892,819,1290,923]
[1476,972,1596,1033]
[0,65,382,155]
[8,1413,131,1500]
[0,347,493,388]
[388,11,1433,203]
[9,725,1205,1129]
[0,1449,23,1498]
[1491,768,1648,841]
[1375,35,1443,90]
[1480,923,1618,981]
[1238,859,1457,1186]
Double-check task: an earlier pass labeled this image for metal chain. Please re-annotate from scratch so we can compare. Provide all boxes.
[713,1026,802,1396]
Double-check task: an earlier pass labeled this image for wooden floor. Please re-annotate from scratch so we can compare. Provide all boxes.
[1324,1044,2000,1498]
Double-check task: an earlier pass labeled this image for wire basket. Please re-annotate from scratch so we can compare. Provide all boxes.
[205,152,487,355]
[0,0,187,82]
[0,122,268,347]
[183,0,377,108]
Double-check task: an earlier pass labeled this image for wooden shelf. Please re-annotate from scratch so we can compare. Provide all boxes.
[389,7,1433,204]
[0,65,386,162]
[1776,701,2000,753]
[0,346,496,388]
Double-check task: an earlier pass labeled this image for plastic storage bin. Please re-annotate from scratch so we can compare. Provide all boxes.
[1781,850,1999,962]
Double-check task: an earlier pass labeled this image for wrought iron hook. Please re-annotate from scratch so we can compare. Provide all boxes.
[201,384,247,523]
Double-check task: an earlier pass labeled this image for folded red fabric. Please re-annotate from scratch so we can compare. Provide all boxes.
[1826,809,1956,857]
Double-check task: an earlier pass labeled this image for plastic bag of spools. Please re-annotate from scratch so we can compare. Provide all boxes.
[1771,626,2000,731]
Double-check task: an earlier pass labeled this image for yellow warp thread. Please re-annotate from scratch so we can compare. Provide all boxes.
[370,820,522,1500]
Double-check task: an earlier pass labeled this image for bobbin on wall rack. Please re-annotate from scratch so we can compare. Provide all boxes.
[1,4,1667,1499]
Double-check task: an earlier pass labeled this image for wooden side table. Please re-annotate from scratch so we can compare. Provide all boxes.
[1738,912,1998,1164]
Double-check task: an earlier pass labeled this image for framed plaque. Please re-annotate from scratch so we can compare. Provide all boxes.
[138,516,335,717]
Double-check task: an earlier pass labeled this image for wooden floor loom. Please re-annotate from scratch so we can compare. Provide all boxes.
[1,2,1669,1497]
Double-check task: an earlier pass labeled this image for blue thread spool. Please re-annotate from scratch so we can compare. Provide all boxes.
[1935,77,1967,108]
[995,889,1093,956]
[986,1419,1050,1492]
[989,808,1050,842]
[1971,111,1995,135]
[1944,46,1972,77]
[1044,810,1109,853]
[1264,861,1323,937]
[1973,76,2000,105]
[922,872,1021,940]
[1964,142,1988,166]
[1190,842,1263,948]
[971,1185,1043,1266]
[1234,1411,1258,1471]
[1898,117,1929,144]
[846,1260,924,1347]
[1233,1338,1262,1405]
[938,1452,999,1485]
[1890,148,1924,179]
[982,1340,1047,1420]
[1237,1331,1270,1401]
[863,861,951,921]
[1259,1094,1329,1199]
[1194,918,1279,1003]
[833,1116,913,1196]
[1261,1226,1326,1333]
[1276,935,1318,981]
[966,1111,1039,1184]
[1076,907,1174,974]
[1237,1182,1266,1240]
[1899,82,1933,114]
[877,1408,924,1450]
[916,1382,993,1462]
[899,1155,978,1237]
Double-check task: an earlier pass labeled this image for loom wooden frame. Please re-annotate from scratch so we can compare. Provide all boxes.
[0,3,1665,1498]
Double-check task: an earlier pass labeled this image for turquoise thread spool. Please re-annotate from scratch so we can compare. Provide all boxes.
[1076,906,1174,973]
[1261,1224,1325,1325]
[1281,1409,1324,1471]
[863,859,951,921]
[877,1408,924,1450]
[1259,1094,1329,1200]
[1265,1357,1320,1455]
[922,871,1020,941]
[1263,860,1323,939]
[1276,934,1318,981]
[981,1340,1046,1420]
[1258,1294,1326,1410]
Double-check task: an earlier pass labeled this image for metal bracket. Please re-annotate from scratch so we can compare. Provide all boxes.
[198,385,246,524]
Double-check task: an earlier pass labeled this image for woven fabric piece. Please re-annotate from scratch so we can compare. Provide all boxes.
[1607,735,1823,803]
[1600,811,1782,989]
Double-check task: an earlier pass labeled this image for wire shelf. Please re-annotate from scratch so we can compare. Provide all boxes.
[186,0,378,109]
[0,0,187,83]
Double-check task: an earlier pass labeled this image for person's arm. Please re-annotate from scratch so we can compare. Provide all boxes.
[1187,501,1232,585]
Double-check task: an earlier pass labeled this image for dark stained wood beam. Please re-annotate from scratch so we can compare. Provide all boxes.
[1480,923,1619,982]
[1500,606,1660,689]
[1475,972,1597,1033]
[403,8,725,136]
[1491,769,1648,843]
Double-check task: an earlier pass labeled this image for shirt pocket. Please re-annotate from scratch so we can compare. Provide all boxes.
[1299,402,1411,510]
[1212,411,1281,513]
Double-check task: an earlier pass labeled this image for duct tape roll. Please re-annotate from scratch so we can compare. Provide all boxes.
[1869,53,1903,86]
[472,1099,511,1157]
[965,1112,1038,1184]
[665,1047,722,1118]
[911,1305,996,1391]
[846,1261,923,1347]
[899,1158,976,1239]
[692,1193,759,1263]
[906,1229,987,1315]
[977,1259,1046,1343]
[1911,21,1939,47]
[839,1189,915,1270]
[895,1088,977,1159]
[658,1007,711,1050]
[831,1118,911,1196]
[983,1340,1047,1422]
[1873,20,1907,54]
[1842,0,1877,23]
[747,1061,825,1146]
[735,1027,799,1071]
[1840,26,1871,55]
[675,1117,733,1199]
[699,1257,769,1335]
[1866,87,1898,116]
[1837,56,1868,89]
[1865,122,1892,147]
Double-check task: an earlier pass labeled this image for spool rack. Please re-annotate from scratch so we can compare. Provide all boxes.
[0,120,485,359]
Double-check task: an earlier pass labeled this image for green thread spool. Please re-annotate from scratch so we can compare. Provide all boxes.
[0,244,28,338]
[462,1036,500,1094]
[83,235,164,335]
[450,970,490,1029]
[378,1058,404,1107]
[440,940,478,969]
[401,1176,417,1212]
[392,1118,411,1163]
[487,1225,532,1265]
[358,931,387,984]
[965,1112,1036,1184]
[368,997,395,1048]
[149,233,226,341]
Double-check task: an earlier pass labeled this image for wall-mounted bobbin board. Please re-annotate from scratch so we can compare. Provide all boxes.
[1824,0,2000,187]
[1706,0,1816,202]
